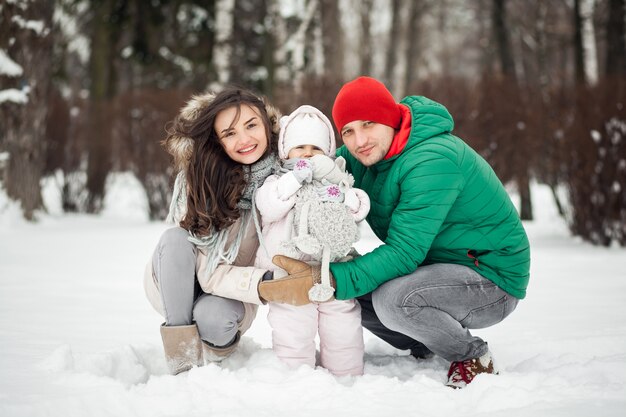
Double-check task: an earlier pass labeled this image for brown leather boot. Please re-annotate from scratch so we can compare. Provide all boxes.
[202,332,241,364]
[160,323,203,375]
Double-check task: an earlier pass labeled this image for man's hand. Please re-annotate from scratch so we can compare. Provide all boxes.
[258,255,331,306]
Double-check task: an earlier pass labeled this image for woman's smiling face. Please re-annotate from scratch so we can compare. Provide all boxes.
[215,104,268,165]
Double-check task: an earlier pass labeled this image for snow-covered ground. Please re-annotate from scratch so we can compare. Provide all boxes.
[1,177,625,417]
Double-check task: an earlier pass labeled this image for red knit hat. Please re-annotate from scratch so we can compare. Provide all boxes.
[332,76,402,132]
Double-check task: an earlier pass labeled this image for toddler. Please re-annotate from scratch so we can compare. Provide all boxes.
[255,105,370,376]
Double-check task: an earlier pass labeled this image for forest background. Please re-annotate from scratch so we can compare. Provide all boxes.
[1,0,625,246]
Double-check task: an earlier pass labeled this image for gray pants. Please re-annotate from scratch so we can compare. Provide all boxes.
[359,263,519,362]
[152,227,244,347]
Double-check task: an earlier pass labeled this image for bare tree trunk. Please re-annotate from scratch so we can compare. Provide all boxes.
[86,0,126,213]
[477,0,495,74]
[262,4,277,97]
[581,0,598,85]
[320,0,343,80]
[404,1,426,92]
[359,0,374,76]
[291,0,319,94]
[535,3,549,97]
[606,0,626,76]
[492,0,533,220]
[269,0,318,100]
[492,0,515,78]
[534,3,565,217]
[0,0,53,220]
[550,185,565,217]
[268,0,289,85]
[384,0,401,91]
[573,0,586,84]
[212,0,235,88]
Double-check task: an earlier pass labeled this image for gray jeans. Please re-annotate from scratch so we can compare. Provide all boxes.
[152,227,244,347]
[359,263,519,362]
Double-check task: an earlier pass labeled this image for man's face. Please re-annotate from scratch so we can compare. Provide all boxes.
[340,120,395,166]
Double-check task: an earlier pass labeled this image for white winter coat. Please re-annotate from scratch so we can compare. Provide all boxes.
[144,208,265,334]
[143,92,283,335]
[254,170,370,272]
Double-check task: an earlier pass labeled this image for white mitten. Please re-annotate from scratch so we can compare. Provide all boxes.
[310,155,352,186]
[292,159,313,184]
[343,189,360,212]
[310,154,337,181]
[317,184,345,203]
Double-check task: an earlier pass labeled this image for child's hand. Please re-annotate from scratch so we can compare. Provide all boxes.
[292,158,313,183]
[310,154,353,186]
[317,183,345,203]
[343,189,360,212]
[309,154,337,181]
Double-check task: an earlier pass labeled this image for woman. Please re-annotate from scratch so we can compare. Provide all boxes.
[143,88,281,374]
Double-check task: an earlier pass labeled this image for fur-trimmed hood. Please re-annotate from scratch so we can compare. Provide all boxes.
[164,92,282,172]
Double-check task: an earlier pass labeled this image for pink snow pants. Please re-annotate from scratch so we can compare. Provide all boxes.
[268,299,364,376]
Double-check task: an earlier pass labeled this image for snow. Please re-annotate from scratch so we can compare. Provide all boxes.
[158,47,193,74]
[100,172,150,222]
[1,179,625,417]
[591,129,601,143]
[53,3,90,65]
[11,15,47,36]
[0,88,28,104]
[0,49,23,77]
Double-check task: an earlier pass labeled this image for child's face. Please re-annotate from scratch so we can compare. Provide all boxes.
[287,144,325,159]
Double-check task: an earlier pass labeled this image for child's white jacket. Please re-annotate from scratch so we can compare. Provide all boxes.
[254,170,370,272]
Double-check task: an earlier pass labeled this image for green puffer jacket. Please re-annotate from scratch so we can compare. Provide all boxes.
[330,95,530,300]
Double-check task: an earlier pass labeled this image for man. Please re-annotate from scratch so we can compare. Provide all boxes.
[259,76,530,388]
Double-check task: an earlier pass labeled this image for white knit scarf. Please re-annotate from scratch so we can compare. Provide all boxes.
[168,153,278,276]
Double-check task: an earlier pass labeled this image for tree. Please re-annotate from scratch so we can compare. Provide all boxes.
[212,0,235,88]
[492,0,515,77]
[384,0,402,91]
[85,0,127,213]
[403,1,429,93]
[231,0,271,92]
[0,0,54,220]
[573,0,587,84]
[491,0,533,220]
[319,0,343,80]
[358,0,374,76]
[605,0,626,76]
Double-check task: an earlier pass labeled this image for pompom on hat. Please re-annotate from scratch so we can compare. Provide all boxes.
[332,76,402,132]
[278,105,336,159]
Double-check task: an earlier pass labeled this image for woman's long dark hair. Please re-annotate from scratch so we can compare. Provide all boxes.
[164,88,277,236]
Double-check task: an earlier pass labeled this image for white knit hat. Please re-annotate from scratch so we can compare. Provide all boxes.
[278,105,337,159]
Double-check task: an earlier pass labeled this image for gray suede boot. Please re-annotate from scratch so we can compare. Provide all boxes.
[203,332,241,364]
[160,323,203,375]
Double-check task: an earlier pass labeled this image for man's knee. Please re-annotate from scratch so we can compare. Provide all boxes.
[371,283,412,329]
